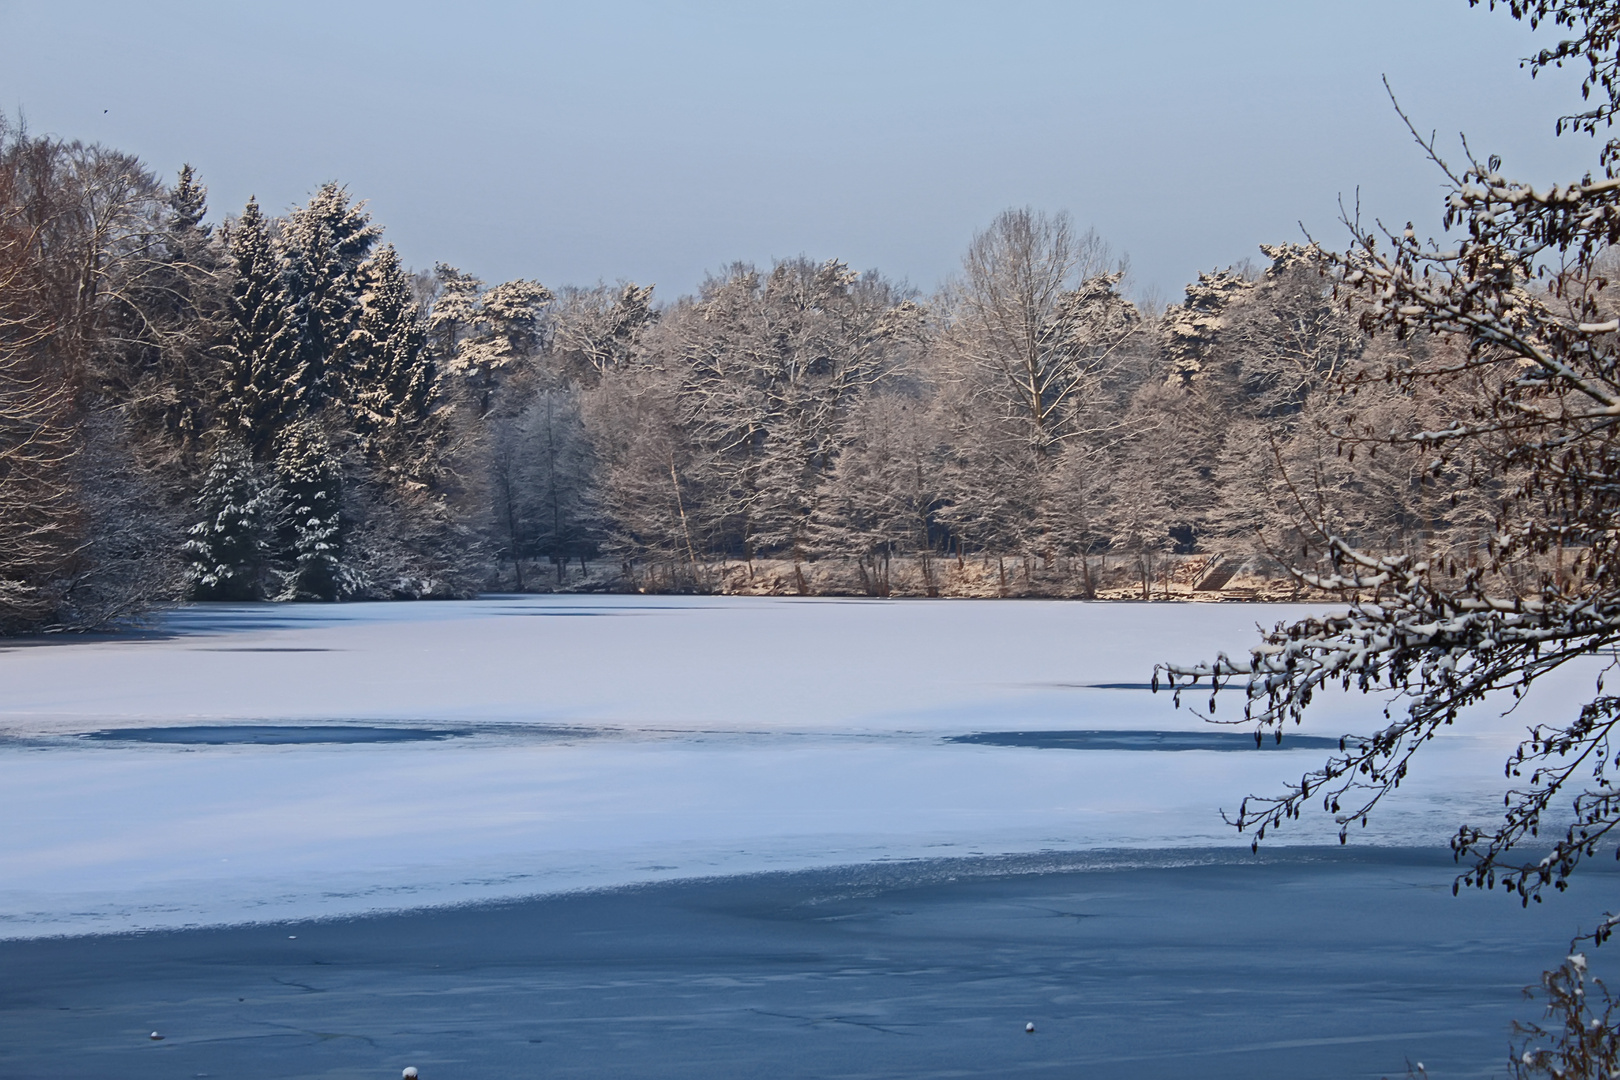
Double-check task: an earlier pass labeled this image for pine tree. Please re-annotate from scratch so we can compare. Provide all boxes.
[442,277,553,414]
[219,197,302,456]
[347,243,435,451]
[167,164,208,237]
[281,183,379,413]
[152,164,225,450]
[1159,269,1254,388]
[425,263,483,359]
[181,438,275,600]
[273,421,345,601]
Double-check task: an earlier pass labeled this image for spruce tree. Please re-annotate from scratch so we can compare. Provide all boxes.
[347,243,435,449]
[282,183,379,412]
[181,439,275,600]
[166,164,208,237]
[273,421,345,601]
[118,163,225,451]
[219,198,303,456]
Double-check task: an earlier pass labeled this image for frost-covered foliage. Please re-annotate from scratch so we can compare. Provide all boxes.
[181,438,275,600]
[1160,268,1253,388]
[944,209,1142,451]
[272,421,346,601]
[1,42,1559,619]
[550,282,655,384]
[576,258,921,588]
[1160,0,1620,947]
[0,121,208,629]
[0,222,78,627]
[346,243,438,479]
[327,208,1470,595]
[813,391,944,596]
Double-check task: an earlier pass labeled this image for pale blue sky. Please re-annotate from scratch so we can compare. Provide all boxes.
[0,0,1598,303]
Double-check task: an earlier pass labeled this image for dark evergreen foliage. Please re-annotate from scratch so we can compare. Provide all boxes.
[281,183,379,413]
[347,243,436,465]
[219,198,301,456]
[273,421,345,601]
[181,438,275,600]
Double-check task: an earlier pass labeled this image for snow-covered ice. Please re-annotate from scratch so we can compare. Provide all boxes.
[0,595,1592,937]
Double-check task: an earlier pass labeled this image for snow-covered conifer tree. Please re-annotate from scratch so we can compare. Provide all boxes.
[181,438,276,600]
[441,277,553,414]
[272,421,346,601]
[281,183,379,412]
[1158,269,1253,389]
[219,198,303,456]
[167,164,208,237]
[346,243,436,471]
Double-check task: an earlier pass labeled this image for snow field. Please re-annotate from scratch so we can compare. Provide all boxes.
[0,595,1586,936]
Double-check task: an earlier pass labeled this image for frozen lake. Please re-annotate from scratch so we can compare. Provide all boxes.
[0,594,1564,936]
[1,595,1610,1078]
[9,850,1618,1080]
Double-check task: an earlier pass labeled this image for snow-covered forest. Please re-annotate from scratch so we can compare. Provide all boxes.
[0,120,1489,631]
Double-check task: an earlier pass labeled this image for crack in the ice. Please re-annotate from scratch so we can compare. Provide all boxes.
[746,1006,920,1035]
[271,977,325,994]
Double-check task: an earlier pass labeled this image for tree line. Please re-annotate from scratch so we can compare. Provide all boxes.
[0,118,1476,631]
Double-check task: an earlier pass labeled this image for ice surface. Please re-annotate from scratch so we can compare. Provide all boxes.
[82,725,460,745]
[946,729,1344,750]
[0,595,1596,937]
[11,851,1616,1080]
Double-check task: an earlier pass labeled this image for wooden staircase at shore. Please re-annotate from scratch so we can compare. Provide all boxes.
[1193,556,1241,592]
